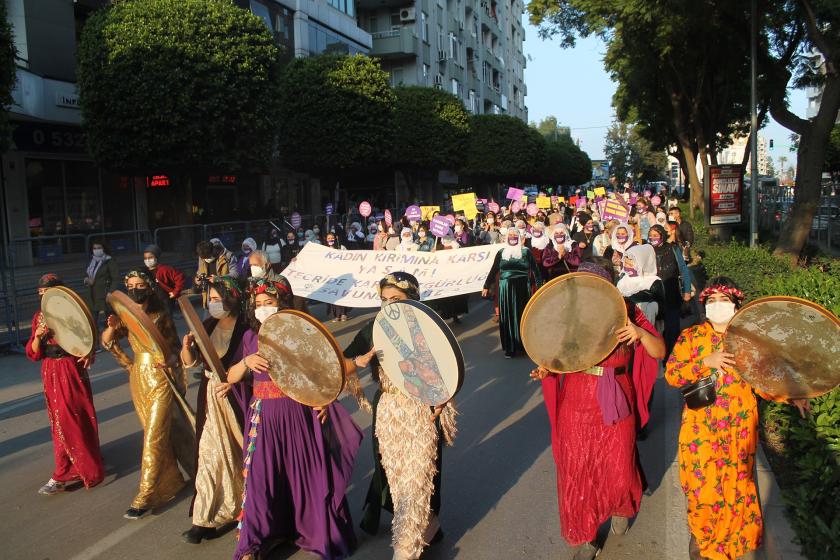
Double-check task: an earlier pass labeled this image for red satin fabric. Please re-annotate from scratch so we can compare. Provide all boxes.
[540,304,659,546]
[26,312,104,487]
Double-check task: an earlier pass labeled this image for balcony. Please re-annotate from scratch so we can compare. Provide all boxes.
[370,28,419,60]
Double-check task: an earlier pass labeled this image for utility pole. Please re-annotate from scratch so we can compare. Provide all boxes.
[749,0,759,248]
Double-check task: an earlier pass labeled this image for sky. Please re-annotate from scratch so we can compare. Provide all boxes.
[522,19,809,167]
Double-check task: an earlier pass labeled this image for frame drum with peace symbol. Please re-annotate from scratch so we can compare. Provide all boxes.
[41,286,98,358]
[372,300,464,406]
[257,310,345,407]
[724,296,840,399]
[520,272,627,374]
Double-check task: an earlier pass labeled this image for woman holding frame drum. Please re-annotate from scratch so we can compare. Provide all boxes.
[343,272,457,560]
[530,258,665,560]
[179,276,248,544]
[216,278,362,560]
[665,277,809,560]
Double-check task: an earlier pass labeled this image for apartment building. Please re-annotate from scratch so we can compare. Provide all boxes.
[356,0,528,120]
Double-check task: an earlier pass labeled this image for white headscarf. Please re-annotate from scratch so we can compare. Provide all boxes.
[397,228,418,252]
[529,222,550,250]
[611,223,634,254]
[616,244,660,296]
[549,223,573,252]
[501,230,525,260]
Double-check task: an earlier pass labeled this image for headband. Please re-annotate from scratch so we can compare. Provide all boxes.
[378,272,420,301]
[38,273,64,289]
[124,270,153,286]
[212,275,242,300]
[699,285,745,305]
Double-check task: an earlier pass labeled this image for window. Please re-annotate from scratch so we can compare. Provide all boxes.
[391,68,404,87]
[327,0,355,16]
[391,12,402,30]
[468,90,477,113]
[421,12,429,42]
[368,16,379,34]
[449,33,458,63]
[250,1,273,31]
[423,64,431,85]
[451,78,461,98]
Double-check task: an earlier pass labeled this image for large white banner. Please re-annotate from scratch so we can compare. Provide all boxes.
[283,243,499,308]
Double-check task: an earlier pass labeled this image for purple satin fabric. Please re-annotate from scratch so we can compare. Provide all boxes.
[596,367,631,425]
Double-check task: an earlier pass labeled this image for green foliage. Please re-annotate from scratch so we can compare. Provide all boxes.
[826,124,840,174]
[277,54,395,171]
[77,0,282,173]
[698,241,793,300]
[461,114,546,183]
[392,86,469,171]
[538,133,591,186]
[0,1,17,153]
[604,120,668,184]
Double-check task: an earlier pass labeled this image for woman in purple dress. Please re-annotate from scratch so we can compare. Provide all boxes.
[217,278,362,560]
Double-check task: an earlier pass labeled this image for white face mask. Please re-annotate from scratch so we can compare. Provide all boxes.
[250,265,265,278]
[203,257,214,263]
[705,300,736,325]
[418,231,426,238]
[454,225,463,233]
[92,249,104,257]
[208,301,228,319]
[144,258,157,268]
[254,306,278,324]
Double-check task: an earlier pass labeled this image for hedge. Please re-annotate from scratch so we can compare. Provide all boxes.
[684,208,840,560]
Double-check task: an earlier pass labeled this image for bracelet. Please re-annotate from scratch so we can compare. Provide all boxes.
[102,339,115,350]
[182,356,199,369]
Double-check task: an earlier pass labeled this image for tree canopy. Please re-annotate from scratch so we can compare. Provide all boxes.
[0,1,16,153]
[277,54,395,172]
[531,117,592,185]
[604,120,668,184]
[392,85,470,171]
[77,0,282,174]
[461,114,546,183]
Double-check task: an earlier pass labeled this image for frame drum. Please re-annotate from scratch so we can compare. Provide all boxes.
[372,300,464,406]
[521,272,627,373]
[724,296,840,399]
[41,286,97,358]
[258,310,345,407]
[178,296,227,382]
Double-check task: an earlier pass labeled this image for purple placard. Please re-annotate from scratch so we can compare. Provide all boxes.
[290,212,301,228]
[506,186,525,200]
[325,203,334,215]
[629,193,639,205]
[575,197,588,209]
[430,216,451,237]
[526,203,538,216]
[405,205,422,221]
[444,214,456,226]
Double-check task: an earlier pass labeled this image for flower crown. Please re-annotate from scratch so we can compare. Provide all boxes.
[699,285,745,304]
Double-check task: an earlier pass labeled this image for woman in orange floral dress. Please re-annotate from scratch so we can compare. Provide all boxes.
[665,277,809,560]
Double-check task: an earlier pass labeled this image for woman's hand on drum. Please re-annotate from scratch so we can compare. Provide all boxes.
[354,348,377,370]
[35,321,50,339]
[244,353,270,373]
[790,398,810,418]
[702,350,735,371]
[480,288,489,298]
[616,322,643,345]
[215,382,232,399]
[313,406,328,424]
[529,367,552,381]
[77,354,92,369]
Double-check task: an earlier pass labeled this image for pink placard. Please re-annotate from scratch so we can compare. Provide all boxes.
[359,201,371,217]
[651,195,662,207]
[506,186,525,200]
[384,209,392,226]
[511,200,522,213]
[444,214,456,225]
[487,201,500,213]
[526,203,538,216]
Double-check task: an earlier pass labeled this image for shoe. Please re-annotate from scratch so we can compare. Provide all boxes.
[123,507,149,520]
[504,352,513,359]
[611,516,630,535]
[492,315,499,323]
[572,542,600,560]
[38,478,65,495]
[340,315,348,322]
[182,525,216,544]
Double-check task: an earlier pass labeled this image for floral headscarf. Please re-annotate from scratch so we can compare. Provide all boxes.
[124,269,153,287]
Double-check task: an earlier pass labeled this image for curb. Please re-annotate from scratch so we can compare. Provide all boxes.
[757,443,805,560]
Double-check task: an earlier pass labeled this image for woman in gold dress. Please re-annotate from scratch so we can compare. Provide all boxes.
[102,270,195,519]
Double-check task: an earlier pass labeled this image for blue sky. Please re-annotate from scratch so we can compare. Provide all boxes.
[522,23,808,166]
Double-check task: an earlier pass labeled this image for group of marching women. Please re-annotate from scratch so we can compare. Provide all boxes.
[26,191,811,560]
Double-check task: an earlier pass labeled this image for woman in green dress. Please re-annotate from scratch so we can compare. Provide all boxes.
[481,228,543,358]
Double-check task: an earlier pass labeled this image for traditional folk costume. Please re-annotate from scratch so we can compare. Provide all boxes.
[343,273,457,560]
[541,224,581,280]
[184,277,248,541]
[27,274,104,493]
[484,231,543,357]
[540,262,660,552]
[232,279,361,560]
[665,282,787,560]
[616,244,665,328]
[104,271,195,514]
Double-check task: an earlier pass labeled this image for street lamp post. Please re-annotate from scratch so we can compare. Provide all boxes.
[749,0,759,248]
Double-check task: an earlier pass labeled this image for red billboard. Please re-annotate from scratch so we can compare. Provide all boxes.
[708,165,743,225]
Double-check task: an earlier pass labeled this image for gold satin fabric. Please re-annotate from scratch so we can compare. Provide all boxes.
[192,371,244,528]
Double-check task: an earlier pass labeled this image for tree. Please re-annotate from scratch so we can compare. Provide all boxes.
[77,0,282,174]
[763,0,840,258]
[531,115,592,185]
[604,121,632,184]
[604,120,668,184]
[277,54,395,172]
[461,114,546,184]
[0,1,16,153]
[826,123,840,175]
[392,86,470,179]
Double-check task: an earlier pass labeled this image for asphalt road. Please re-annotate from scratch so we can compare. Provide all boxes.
[0,297,694,560]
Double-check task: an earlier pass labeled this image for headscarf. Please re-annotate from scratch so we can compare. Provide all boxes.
[611,223,634,254]
[501,228,524,261]
[616,244,660,297]
[529,222,550,250]
[211,275,242,301]
[241,237,257,253]
[397,227,417,252]
[248,277,292,310]
[38,273,64,289]
[378,272,420,301]
[578,261,613,283]
[86,247,111,279]
[549,223,573,252]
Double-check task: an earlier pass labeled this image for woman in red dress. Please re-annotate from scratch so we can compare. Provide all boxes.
[26,274,104,495]
[531,259,664,560]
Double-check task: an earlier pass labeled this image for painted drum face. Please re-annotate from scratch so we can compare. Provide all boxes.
[42,286,97,357]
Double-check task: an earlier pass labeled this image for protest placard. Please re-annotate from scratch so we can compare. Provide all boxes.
[601,198,630,222]
[420,206,440,220]
[506,186,524,200]
[405,205,422,221]
[451,192,478,219]
[430,216,451,237]
[594,187,606,197]
[536,196,551,209]
[359,201,371,217]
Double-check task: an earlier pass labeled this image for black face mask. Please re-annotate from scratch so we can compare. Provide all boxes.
[128,287,150,304]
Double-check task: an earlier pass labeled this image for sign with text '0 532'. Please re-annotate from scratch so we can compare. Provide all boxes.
[708,165,743,225]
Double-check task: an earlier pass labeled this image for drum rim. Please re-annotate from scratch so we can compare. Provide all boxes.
[178,295,228,382]
[258,309,346,407]
[106,290,173,360]
[724,295,840,399]
[42,285,98,357]
[520,271,627,374]
[374,299,465,404]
